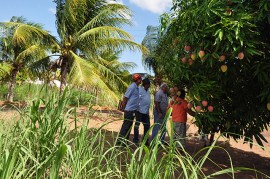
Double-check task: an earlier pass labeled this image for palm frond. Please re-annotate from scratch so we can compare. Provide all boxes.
[29,56,52,78]
[91,56,130,89]
[0,37,14,61]
[55,0,106,37]
[68,51,119,100]
[1,22,56,47]
[77,26,133,42]
[112,61,136,71]
[64,0,88,33]
[89,37,149,54]
[77,3,132,35]
[0,62,12,78]
[76,26,150,55]
[15,45,46,64]
[97,57,136,72]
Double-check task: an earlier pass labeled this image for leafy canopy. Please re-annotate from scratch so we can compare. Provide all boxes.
[0,16,55,81]
[150,0,270,146]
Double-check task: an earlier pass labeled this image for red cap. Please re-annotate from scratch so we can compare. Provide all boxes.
[132,74,141,81]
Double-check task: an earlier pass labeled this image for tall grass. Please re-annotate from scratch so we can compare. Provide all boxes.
[0,88,269,178]
[0,83,105,106]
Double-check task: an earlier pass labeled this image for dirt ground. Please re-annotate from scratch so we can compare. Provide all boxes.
[74,106,270,178]
[1,104,270,178]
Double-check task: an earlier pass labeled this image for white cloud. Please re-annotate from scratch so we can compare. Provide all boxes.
[129,0,172,14]
[117,0,124,4]
[107,0,124,4]
[49,7,56,15]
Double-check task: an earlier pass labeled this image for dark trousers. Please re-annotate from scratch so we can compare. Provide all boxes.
[133,111,150,145]
[117,110,136,145]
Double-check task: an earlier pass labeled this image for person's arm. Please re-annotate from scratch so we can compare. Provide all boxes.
[187,109,195,117]
[121,96,128,112]
[154,92,163,118]
[121,84,135,112]
[168,99,173,108]
[154,100,162,113]
[154,100,163,119]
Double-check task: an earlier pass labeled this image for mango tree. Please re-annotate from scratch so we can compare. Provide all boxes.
[151,0,270,146]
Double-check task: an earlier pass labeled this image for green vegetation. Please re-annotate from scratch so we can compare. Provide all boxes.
[51,0,146,96]
[0,83,48,102]
[0,0,269,178]
[0,16,55,102]
[0,0,147,103]
[146,0,270,146]
[0,83,108,106]
[0,90,268,178]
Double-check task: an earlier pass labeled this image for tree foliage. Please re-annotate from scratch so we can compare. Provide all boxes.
[0,16,55,102]
[1,1,147,102]
[151,0,270,145]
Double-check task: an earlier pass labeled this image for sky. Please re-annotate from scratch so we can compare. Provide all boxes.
[0,0,172,74]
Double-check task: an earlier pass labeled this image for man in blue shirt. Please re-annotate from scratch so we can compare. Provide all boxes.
[133,78,151,146]
[116,74,142,146]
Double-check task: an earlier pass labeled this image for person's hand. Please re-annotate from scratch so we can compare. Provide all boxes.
[158,112,163,119]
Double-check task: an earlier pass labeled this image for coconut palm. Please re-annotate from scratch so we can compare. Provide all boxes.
[51,0,147,100]
[0,16,55,102]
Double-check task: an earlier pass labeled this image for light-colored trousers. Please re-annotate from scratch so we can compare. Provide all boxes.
[173,122,186,148]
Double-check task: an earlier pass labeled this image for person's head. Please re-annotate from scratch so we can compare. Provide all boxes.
[132,73,142,85]
[154,76,162,86]
[173,86,179,92]
[169,88,175,95]
[178,89,186,99]
[160,83,168,93]
[142,78,151,90]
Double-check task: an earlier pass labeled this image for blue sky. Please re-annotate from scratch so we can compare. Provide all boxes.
[0,0,172,74]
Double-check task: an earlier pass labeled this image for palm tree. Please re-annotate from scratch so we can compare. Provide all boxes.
[51,0,147,100]
[0,16,55,102]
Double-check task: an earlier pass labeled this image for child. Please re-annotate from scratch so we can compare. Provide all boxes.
[171,89,194,148]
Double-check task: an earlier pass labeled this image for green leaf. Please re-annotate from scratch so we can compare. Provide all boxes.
[219,30,223,41]
[50,144,68,179]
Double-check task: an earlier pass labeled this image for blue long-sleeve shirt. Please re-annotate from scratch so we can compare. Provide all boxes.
[138,86,151,114]
[124,82,139,111]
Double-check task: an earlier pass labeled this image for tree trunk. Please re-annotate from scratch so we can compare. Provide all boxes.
[7,68,18,102]
[60,58,68,94]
